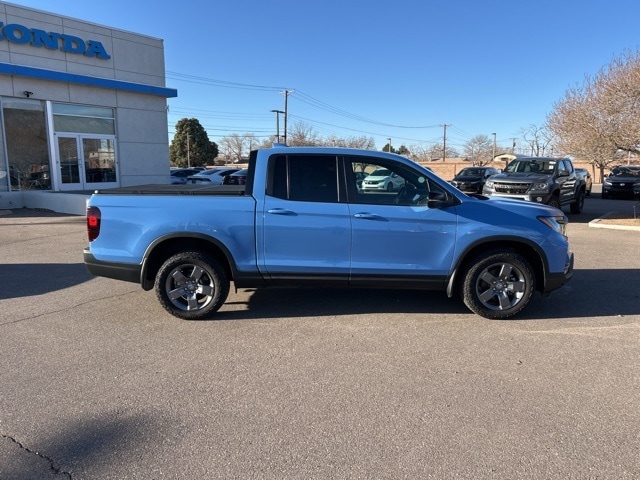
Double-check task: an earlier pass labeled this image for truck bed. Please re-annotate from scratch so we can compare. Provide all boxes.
[92,184,246,196]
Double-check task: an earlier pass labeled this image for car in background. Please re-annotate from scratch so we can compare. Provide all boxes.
[450,166,499,194]
[574,168,592,196]
[360,168,405,191]
[222,169,248,185]
[187,167,240,185]
[170,168,202,184]
[602,165,640,199]
[354,171,367,189]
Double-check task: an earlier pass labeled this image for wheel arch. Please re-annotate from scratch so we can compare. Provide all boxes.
[140,234,236,290]
[447,238,547,298]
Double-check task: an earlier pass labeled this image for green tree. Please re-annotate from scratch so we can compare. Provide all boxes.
[382,142,396,153]
[396,145,410,156]
[169,118,217,167]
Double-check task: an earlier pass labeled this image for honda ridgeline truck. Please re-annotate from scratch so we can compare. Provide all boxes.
[84,146,574,320]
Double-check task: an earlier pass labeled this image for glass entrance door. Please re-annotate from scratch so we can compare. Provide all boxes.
[55,134,117,190]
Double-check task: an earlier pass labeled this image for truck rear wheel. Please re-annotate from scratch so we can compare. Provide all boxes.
[461,249,535,319]
[155,251,229,320]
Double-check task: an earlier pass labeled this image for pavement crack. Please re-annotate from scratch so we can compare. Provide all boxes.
[2,434,72,479]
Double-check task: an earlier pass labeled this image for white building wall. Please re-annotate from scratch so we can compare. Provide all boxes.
[0,1,176,191]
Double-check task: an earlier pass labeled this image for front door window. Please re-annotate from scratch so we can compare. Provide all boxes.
[56,135,117,190]
[53,103,117,190]
[58,137,80,184]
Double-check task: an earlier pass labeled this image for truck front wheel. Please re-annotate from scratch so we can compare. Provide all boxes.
[547,195,561,209]
[155,251,229,320]
[570,190,585,214]
[461,250,535,319]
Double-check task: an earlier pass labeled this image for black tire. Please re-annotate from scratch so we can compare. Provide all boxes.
[386,182,393,192]
[547,195,561,209]
[154,251,229,320]
[461,249,535,319]
[570,190,584,214]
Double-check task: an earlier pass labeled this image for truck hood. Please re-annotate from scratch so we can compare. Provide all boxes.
[490,172,547,183]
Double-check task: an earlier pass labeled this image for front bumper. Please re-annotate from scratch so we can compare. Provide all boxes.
[603,184,638,197]
[483,191,553,204]
[543,251,573,295]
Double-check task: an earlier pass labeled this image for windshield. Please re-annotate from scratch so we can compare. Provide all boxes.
[611,167,640,177]
[368,169,391,177]
[505,160,555,174]
[459,168,484,176]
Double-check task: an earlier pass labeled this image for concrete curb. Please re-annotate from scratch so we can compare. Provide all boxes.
[589,212,640,231]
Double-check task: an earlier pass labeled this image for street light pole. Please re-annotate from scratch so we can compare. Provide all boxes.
[270,109,284,143]
[492,132,497,161]
[387,137,392,153]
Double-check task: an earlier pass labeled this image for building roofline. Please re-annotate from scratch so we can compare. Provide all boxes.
[0,62,178,97]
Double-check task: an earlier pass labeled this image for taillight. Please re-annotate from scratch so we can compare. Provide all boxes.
[87,206,101,241]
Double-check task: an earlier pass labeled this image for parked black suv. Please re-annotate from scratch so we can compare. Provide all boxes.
[450,166,499,193]
[482,156,586,213]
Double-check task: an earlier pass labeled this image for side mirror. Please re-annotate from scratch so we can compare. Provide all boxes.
[427,191,448,208]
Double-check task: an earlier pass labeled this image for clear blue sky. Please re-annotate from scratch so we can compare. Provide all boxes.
[9,0,640,153]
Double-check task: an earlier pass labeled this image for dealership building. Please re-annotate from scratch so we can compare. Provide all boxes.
[0,2,176,213]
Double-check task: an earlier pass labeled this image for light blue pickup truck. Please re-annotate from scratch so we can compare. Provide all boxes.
[84,146,573,320]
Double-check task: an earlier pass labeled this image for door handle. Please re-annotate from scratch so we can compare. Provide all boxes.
[267,208,297,216]
[354,212,386,221]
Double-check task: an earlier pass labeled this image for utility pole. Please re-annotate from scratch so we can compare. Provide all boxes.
[442,124,451,162]
[281,89,294,145]
[270,109,284,143]
[387,137,392,153]
[186,133,190,168]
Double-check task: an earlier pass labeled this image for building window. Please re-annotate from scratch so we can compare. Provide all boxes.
[52,103,115,135]
[2,98,50,191]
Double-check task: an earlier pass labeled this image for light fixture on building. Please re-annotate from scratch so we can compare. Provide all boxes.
[23,91,33,98]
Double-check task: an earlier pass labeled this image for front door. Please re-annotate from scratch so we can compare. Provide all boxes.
[55,134,118,191]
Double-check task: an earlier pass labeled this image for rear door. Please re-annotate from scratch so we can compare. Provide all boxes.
[258,154,351,284]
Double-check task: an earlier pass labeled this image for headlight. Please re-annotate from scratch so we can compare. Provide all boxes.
[538,215,567,236]
[485,180,494,188]
[604,180,612,186]
[531,182,548,190]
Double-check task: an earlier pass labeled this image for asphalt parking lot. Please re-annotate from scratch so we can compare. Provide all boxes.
[1,190,639,479]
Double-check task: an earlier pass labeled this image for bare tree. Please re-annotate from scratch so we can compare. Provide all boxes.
[325,134,376,149]
[287,122,321,146]
[219,134,247,163]
[463,134,493,165]
[520,124,554,157]
[547,50,640,181]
